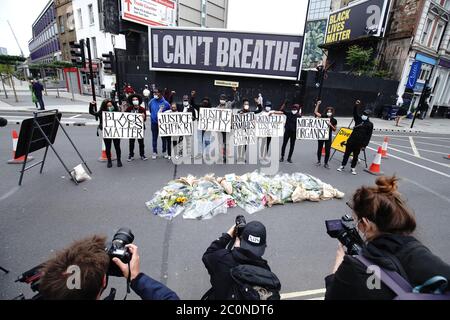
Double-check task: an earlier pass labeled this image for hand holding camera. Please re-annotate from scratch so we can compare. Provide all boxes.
[113,244,140,281]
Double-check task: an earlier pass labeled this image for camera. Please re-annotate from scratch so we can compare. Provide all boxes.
[105,227,135,277]
[325,215,365,255]
[235,215,247,237]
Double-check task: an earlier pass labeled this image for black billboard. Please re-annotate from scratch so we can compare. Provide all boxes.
[149,27,304,80]
[324,0,389,45]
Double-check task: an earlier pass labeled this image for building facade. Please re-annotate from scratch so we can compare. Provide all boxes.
[178,0,228,27]
[55,0,77,62]
[28,0,61,63]
[72,0,126,94]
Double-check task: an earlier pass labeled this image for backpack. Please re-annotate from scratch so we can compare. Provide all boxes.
[228,264,281,300]
[355,255,450,300]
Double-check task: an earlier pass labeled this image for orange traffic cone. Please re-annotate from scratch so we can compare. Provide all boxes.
[381,137,389,159]
[8,130,33,164]
[98,140,116,162]
[322,146,326,156]
[444,154,450,160]
[364,147,384,176]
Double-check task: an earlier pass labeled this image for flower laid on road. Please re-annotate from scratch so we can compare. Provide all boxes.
[146,171,345,220]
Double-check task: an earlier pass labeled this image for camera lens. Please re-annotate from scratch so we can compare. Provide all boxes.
[113,228,134,246]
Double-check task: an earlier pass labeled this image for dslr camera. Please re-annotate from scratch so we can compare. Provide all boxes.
[105,227,135,277]
[325,215,365,255]
[235,215,246,237]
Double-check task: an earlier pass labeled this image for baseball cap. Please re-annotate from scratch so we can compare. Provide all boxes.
[239,221,267,257]
[264,101,272,107]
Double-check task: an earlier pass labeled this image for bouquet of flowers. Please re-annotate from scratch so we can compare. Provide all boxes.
[145,182,193,220]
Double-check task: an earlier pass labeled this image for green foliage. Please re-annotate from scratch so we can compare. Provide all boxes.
[0,54,26,65]
[29,61,74,70]
[345,45,392,79]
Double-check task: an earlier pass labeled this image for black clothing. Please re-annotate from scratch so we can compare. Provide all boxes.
[129,139,145,157]
[202,233,272,300]
[325,234,450,300]
[281,129,296,160]
[104,138,121,162]
[347,104,373,148]
[283,110,301,132]
[317,139,332,164]
[341,144,362,168]
[319,114,337,141]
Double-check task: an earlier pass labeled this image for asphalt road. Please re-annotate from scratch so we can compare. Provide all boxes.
[0,124,449,300]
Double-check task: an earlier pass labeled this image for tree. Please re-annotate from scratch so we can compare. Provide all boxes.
[0,55,26,101]
[345,45,392,79]
[29,61,74,98]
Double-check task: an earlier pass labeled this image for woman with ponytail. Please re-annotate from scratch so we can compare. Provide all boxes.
[325,176,450,299]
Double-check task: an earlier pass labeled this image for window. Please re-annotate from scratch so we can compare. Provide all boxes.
[420,17,433,45]
[431,22,444,49]
[88,4,94,25]
[91,37,98,58]
[98,0,104,30]
[77,8,83,29]
[59,15,65,33]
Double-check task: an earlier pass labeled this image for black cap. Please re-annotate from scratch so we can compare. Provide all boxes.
[264,101,272,107]
[240,221,267,257]
[363,109,372,116]
[220,94,227,100]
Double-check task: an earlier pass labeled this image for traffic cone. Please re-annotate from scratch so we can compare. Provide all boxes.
[364,147,384,176]
[322,146,326,156]
[381,137,389,159]
[8,130,33,164]
[98,140,116,162]
[444,154,450,160]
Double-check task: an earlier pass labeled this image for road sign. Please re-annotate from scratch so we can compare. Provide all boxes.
[121,0,176,27]
[214,80,239,88]
[331,127,353,153]
[406,61,422,90]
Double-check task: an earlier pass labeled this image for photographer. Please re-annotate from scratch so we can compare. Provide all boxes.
[325,176,450,300]
[39,235,179,300]
[202,219,280,300]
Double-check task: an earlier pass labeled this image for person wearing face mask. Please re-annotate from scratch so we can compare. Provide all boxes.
[148,88,171,160]
[236,98,251,162]
[314,100,337,169]
[162,102,181,160]
[190,92,212,157]
[125,94,148,162]
[255,101,274,160]
[217,87,240,163]
[89,99,122,168]
[272,101,302,163]
[337,100,373,175]
[325,176,450,300]
[142,85,151,108]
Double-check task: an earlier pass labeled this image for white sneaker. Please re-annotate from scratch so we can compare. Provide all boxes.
[152,153,157,160]
[351,168,357,175]
[164,153,169,159]
[174,155,180,160]
[337,166,344,172]
[167,156,171,160]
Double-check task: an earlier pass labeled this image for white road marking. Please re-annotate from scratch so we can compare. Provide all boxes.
[281,288,326,299]
[412,136,450,141]
[366,146,450,178]
[69,114,82,119]
[409,137,420,157]
[411,140,450,148]
[402,178,450,204]
[0,186,20,202]
[307,297,325,300]
[370,142,450,168]
[372,141,448,155]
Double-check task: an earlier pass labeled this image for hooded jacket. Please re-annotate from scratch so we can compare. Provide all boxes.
[202,233,274,300]
[325,233,450,300]
[148,96,170,124]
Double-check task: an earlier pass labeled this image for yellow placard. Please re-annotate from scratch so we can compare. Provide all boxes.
[214,80,239,88]
[331,127,353,153]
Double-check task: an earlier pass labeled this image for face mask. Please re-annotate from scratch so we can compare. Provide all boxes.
[265,107,271,112]
[219,99,226,105]
[154,95,159,99]
[133,100,139,106]
[361,115,368,121]
[108,106,114,111]
[183,101,189,107]
[327,112,332,117]
[292,110,298,115]
[243,104,249,110]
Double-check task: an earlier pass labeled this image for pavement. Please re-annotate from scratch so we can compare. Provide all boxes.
[0,124,449,300]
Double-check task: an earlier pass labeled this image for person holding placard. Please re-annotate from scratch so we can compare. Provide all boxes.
[190,92,213,157]
[162,103,182,160]
[149,88,171,160]
[236,98,251,162]
[89,99,122,168]
[216,87,240,163]
[125,94,148,162]
[314,100,337,169]
[273,102,302,163]
[255,100,274,160]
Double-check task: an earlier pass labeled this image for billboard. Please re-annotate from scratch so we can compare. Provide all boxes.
[149,27,304,80]
[324,0,389,45]
[121,0,176,27]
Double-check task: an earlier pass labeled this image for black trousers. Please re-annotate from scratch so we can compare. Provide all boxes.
[164,137,179,157]
[281,130,296,159]
[342,144,362,168]
[317,139,332,164]
[36,96,45,110]
[129,138,145,157]
[221,132,227,159]
[104,138,121,161]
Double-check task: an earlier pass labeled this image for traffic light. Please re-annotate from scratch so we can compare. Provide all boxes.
[69,40,86,68]
[102,51,115,73]
[423,86,432,101]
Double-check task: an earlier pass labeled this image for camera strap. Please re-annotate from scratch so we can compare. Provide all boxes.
[123,262,131,300]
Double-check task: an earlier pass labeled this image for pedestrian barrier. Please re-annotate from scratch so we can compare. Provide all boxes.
[7,130,33,164]
[364,146,384,176]
[98,140,116,162]
[381,137,389,159]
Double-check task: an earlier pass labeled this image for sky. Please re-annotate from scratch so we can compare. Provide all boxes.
[0,0,308,57]
[0,0,49,56]
[227,0,308,35]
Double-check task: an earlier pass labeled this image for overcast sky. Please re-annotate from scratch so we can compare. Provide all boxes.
[0,0,308,57]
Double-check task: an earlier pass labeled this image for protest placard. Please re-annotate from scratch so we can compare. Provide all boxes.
[158,112,193,137]
[296,117,329,140]
[198,108,232,132]
[102,112,144,139]
[232,113,256,146]
[255,114,286,137]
